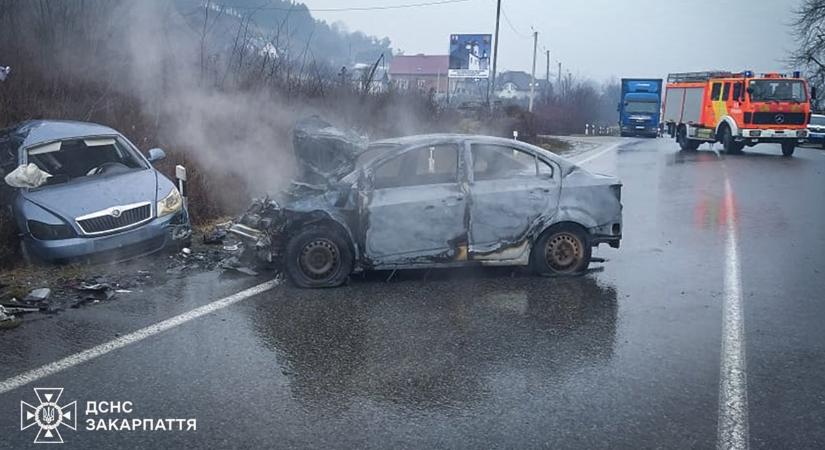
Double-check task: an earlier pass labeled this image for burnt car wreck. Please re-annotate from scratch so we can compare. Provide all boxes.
[231,117,623,288]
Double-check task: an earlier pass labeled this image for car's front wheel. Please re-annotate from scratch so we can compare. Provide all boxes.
[531,224,592,276]
[284,225,353,288]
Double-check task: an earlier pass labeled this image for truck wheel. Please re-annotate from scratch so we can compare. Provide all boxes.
[781,142,796,157]
[721,126,744,154]
[677,127,700,151]
[531,224,591,276]
[284,225,353,288]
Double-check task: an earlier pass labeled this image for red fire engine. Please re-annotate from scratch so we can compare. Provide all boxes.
[663,71,814,156]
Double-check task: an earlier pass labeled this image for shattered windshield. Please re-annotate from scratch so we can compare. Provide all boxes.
[625,102,659,114]
[748,80,807,102]
[26,137,148,187]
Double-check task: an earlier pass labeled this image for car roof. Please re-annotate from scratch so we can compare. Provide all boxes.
[366,133,577,173]
[2,120,120,149]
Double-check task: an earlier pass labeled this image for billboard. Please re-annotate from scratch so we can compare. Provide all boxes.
[448,34,492,78]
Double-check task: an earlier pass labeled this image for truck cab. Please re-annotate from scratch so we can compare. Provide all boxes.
[618,79,663,138]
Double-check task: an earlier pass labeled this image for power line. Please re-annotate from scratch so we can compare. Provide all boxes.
[499,4,532,39]
[212,0,475,12]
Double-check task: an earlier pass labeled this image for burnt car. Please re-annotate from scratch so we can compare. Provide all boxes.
[231,120,622,288]
[0,120,191,263]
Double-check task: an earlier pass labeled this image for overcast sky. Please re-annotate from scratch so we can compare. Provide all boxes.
[303,0,801,83]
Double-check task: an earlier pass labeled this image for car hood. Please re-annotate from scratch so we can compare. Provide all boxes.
[21,169,158,220]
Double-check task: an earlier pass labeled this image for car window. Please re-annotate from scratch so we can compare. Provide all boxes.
[732,82,743,101]
[472,144,539,181]
[722,82,731,101]
[373,144,458,189]
[538,158,554,178]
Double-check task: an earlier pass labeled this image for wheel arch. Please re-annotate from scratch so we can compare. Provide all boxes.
[715,116,740,139]
[284,210,359,260]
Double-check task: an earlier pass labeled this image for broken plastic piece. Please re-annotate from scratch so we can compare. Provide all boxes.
[4,163,52,188]
[24,288,51,302]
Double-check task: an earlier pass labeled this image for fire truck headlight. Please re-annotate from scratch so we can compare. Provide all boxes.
[749,130,762,137]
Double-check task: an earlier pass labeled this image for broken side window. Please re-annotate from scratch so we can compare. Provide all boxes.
[373,144,459,189]
[472,145,538,181]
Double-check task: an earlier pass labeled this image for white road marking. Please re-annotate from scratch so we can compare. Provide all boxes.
[0,278,281,395]
[717,177,749,450]
[573,142,621,165]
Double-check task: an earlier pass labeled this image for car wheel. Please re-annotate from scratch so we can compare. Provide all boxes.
[284,225,353,288]
[782,142,796,157]
[531,224,592,276]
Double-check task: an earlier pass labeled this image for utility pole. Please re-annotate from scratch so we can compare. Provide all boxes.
[490,0,502,110]
[528,30,538,112]
[557,61,562,86]
[545,50,550,97]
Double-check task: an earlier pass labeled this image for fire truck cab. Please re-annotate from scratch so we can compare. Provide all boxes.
[663,71,814,156]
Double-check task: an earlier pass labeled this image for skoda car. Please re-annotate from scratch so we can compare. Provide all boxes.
[230,122,623,288]
[0,120,190,263]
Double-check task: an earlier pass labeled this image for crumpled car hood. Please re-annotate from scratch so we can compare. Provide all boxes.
[292,116,367,185]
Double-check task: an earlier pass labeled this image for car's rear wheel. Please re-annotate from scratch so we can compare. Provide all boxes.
[781,142,796,157]
[531,224,591,276]
[284,225,353,288]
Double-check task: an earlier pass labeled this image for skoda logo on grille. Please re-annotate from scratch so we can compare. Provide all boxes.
[775,114,785,124]
[111,209,121,218]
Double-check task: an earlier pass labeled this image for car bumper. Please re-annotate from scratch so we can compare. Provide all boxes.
[589,223,622,249]
[25,210,191,264]
[807,132,825,144]
[622,124,658,135]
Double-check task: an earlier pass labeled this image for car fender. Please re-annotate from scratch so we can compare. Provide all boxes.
[542,206,600,236]
[285,208,360,260]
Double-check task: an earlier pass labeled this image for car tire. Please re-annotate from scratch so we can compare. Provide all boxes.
[782,142,796,157]
[531,224,592,276]
[284,225,353,288]
[721,125,744,154]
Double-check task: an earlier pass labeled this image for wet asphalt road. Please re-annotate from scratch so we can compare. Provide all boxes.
[1,137,825,449]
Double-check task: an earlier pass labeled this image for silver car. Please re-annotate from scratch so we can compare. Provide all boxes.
[232,130,623,288]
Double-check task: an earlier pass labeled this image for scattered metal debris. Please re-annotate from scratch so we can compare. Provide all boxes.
[0,305,21,329]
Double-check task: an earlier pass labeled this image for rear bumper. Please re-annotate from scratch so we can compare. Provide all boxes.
[25,210,191,264]
[589,222,622,249]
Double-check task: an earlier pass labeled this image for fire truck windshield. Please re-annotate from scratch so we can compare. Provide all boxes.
[625,101,659,114]
[748,79,807,102]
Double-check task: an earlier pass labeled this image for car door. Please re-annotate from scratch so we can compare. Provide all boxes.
[467,142,560,258]
[361,142,468,265]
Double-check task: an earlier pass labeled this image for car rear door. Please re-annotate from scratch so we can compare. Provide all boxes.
[361,142,468,265]
[467,142,560,258]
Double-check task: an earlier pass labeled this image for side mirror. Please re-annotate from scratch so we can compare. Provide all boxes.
[812,86,818,101]
[147,148,166,162]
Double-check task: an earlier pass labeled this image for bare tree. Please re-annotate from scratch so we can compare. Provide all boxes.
[791,0,825,109]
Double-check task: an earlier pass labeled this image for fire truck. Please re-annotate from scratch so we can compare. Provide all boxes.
[663,71,815,156]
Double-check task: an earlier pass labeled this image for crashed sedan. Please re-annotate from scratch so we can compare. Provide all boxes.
[232,120,623,288]
[0,120,191,263]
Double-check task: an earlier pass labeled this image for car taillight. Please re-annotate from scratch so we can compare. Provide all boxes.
[610,184,622,203]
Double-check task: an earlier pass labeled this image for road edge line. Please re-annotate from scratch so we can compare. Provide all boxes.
[0,278,281,396]
[574,142,622,165]
[717,177,749,450]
